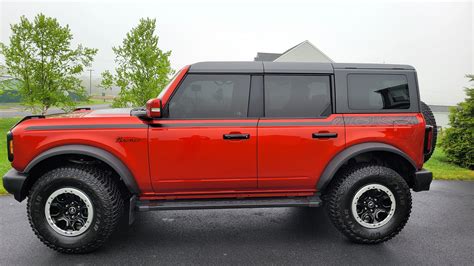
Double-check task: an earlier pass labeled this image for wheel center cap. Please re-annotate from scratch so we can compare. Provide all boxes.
[68,207,77,214]
[367,201,375,208]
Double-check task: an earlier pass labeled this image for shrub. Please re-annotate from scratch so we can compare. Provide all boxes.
[441,75,474,169]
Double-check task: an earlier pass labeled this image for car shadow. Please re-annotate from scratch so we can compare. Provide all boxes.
[41,207,403,264]
[111,207,339,245]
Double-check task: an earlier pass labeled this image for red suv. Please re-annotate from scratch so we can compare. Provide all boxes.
[3,62,436,253]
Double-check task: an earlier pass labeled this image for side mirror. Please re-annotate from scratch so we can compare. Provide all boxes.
[146,98,162,118]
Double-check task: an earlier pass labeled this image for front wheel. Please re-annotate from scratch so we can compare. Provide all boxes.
[27,165,124,253]
[325,164,412,244]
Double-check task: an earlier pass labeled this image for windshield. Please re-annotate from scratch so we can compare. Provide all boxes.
[158,70,181,99]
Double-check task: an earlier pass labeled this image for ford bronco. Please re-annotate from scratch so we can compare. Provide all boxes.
[3,62,436,253]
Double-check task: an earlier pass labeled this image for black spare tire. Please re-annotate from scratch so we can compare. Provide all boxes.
[420,101,437,162]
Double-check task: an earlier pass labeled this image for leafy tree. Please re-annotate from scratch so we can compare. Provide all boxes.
[0,64,6,76]
[0,14,97,114]
[99,70,113,91]
[101,18,173,107]
[0,64,7,94]
[441,74,474,169]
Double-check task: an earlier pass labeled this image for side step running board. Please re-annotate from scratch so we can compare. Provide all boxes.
[136,196,322,212]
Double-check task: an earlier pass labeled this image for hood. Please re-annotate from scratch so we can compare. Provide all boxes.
[46,108,134,118]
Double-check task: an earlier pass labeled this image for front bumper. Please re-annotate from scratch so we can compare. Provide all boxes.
[413,168,433,192]
[3,168,28,202]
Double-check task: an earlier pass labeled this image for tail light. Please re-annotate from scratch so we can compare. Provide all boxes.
[7,131,13,162]
[424,125,433,154]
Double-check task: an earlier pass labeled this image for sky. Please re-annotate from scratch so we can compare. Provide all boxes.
[0,0,473,106]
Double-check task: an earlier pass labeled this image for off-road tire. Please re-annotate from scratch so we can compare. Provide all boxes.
[421,101,437,162]
[326,164,412,244]
[27,165,124,254]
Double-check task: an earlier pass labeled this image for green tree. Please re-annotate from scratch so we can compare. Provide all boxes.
[441,74,474,169]
[0,14,97,114]
[101,18,173,107]
[0,64,7,94]
[0,64,6,76]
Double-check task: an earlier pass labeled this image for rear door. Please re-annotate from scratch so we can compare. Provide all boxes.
[257,74,346,190]
[149,74,259,193]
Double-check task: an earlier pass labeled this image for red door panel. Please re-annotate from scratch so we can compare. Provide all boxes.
[257,114,346,190]
[149,120,258,193]
[343,113,425,168]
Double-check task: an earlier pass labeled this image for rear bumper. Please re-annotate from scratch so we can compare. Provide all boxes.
[2,168,28,202]
[413,168,433,192]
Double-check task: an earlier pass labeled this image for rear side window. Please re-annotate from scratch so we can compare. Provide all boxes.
[347,74,410,110]
[264,75,331,118]
[168,74,250,119]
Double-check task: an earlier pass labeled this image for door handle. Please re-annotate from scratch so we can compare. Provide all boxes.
[312,132,338,139]
[223,133,250,140]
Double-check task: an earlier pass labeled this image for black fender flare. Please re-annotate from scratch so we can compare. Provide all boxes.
[317,142,417,191]
[24,144,140,194]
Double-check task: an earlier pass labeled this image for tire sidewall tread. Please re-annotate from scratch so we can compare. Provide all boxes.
[326,164,412,244]
[27,165,124,254]
[421,101,438,162]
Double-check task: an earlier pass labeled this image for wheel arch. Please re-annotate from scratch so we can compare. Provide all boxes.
[317,142,417,192]
[19,144,139,201]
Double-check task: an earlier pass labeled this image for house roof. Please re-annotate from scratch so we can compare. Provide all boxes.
[274,40,334,63]
[255,40,333,63]
[254,52,281,62]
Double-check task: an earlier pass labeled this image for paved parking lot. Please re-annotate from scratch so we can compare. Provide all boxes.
[0,180,473,265]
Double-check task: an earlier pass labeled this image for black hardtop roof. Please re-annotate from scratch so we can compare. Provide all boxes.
[188,61,415,74]
[332,63,415,70]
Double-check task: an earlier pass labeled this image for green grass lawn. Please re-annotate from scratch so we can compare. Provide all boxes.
[0,99,112,110]
[0,103,24,109]
[0,117,472,195]
[424,148,474,180]
[0,117,20,194]
[77,98,113,106]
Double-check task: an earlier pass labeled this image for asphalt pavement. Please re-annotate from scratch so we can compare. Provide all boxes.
[0,180,473,265]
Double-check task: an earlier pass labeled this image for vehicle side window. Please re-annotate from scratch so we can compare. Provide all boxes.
[264,75,331,118]
[168,74,251,119]
[347,74,410,110]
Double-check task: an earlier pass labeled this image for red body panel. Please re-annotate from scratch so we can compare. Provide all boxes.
[160,65,190,107]
[148,119,258,193]
[343,113,426,169]
[8,65,427,201]
[257,115,345,191]
[11,115,153,193]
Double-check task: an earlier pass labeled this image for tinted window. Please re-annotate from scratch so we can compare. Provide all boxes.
[168,74,250,118]
[264,75,331,118]
[348,74,410,110]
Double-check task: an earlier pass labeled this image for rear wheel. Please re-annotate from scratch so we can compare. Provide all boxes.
[326,164,412,244]
[27,165,123,253]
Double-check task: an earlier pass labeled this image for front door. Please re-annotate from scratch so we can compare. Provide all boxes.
[257,74,346,190]
[149,74,258,193]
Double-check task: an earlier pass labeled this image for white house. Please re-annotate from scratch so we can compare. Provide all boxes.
[254,40,333,63]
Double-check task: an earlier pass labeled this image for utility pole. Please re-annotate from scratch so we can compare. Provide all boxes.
[88,69,94,96]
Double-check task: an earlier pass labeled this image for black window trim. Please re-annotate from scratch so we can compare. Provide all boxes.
[162,73,257,120]
[346,73,411,111]
[260,73,334,120]
[248,75,264,118]
[333,69,420,114]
